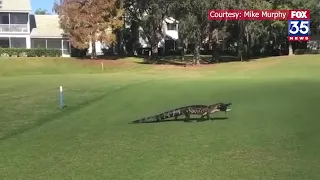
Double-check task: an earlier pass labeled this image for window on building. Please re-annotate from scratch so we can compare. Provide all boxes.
[0,37,9,48]
[10,37,26,48]
[47,39,61,49]
[31,38,46,48]
[30,38,71,55]
[0,13,9,24]
[62,39,70,55]
[167,23,177,30]
[31,38,70,55]
[10,13,28,24]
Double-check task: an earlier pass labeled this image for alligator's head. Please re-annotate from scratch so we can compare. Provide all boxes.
[214,103,232,114]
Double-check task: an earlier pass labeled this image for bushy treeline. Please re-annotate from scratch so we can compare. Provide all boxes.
[54,0,320,62]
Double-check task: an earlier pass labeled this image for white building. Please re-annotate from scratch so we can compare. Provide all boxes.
[135,17,179,56]
[138,17,178,48]
[0,0,71,57]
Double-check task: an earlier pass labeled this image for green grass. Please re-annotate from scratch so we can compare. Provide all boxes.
[1,55,320,179]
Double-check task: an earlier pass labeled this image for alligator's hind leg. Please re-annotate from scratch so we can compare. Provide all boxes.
[172,110,182,120]
[184,113,190,122]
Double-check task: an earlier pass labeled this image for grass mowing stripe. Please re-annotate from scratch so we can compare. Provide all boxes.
[0,79,154,141]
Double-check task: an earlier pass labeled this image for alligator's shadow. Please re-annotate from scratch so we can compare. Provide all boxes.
[130,117,228,124]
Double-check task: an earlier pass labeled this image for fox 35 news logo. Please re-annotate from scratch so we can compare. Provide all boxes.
[288,10,310,41]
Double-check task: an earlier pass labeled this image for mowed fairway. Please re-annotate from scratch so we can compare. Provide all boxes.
[1,56,320,179]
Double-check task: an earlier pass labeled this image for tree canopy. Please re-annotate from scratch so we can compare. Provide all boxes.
[35,8,50,15]
[55,0,320,62]
[54,0,124,58]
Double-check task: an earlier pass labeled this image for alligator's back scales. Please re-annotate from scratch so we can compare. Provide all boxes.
[131,103,232,124]
[185,105,211,114]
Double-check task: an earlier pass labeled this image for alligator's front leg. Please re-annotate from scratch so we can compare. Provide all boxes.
[199,112,208,121]
[206,113,210,120]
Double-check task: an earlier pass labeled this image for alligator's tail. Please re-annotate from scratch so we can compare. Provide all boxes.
[131,108,183,124]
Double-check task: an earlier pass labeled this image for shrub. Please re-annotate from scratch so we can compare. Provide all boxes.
[294,49,320,55]
[0,48,61,57]
[71,48,87,57]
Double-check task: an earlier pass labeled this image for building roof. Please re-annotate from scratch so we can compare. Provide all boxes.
[30,15,65,38]
[164,17,179,24]
[1,0,32,12]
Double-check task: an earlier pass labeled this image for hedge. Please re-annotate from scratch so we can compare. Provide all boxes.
[294,49,320,55]
[0,48,61,57]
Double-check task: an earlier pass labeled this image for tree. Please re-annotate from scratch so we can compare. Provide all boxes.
[126,0,167,60]
[35,8,50,15]
[54,0,124,59]
[170,0,213,64]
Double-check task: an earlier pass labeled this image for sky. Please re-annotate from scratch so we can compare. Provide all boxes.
[31,0,56,14]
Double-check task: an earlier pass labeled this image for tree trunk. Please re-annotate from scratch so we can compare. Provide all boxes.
[238,21,244,61]
[151,44,158,60]
[211,41,218,63]
[149,36,159,60]
[237,39,243,61]
[116,29,121,55]
[193,42,200,65]
[119,29,124,55]
[119,28,127,56]
[180,39,187,62]
[123,43,127,56]
[181,40,185,61]
[112,43,116,55]
[245,26,251,60]
[288,43,294,55]
[130,20,139,56]
[91,37,97,59]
